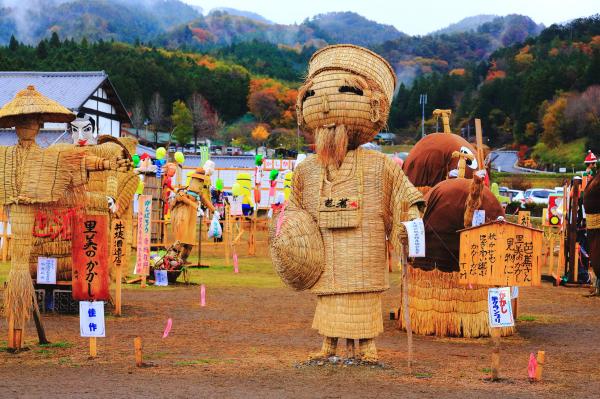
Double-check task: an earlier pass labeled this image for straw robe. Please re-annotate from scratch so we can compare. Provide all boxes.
[584,175,600,290]
[288,148,424,339]
[171,172,214,246]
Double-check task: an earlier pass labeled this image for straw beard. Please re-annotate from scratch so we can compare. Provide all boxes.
[315,125,350,168]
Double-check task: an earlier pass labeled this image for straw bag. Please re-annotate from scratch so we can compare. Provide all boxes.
[269,207,324,290]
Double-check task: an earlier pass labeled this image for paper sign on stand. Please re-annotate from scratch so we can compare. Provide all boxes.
[37,257,57,284]
[80,301,106,337]
[472,210,485,227]
[488,287,514,328]
[401,218,426,257]
[154,270,168,286]
[134,195,152,275]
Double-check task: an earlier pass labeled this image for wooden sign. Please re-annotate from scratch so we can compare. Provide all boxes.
[135,195,152,275]
[111,219,127,269]
[72,214,110,301]
[517,211,531,227]
[458,221,543,287]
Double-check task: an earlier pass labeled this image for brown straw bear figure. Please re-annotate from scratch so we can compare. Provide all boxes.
[271,45,425,363]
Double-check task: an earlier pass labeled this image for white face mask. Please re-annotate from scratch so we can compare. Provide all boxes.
[70,118,96,146]
[459,146,478,170]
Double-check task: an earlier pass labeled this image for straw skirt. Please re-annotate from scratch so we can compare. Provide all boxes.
[170,203,197,245]
[312,292,384,339]
[399,266,514,338]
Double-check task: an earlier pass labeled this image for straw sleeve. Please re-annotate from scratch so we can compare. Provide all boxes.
[383,156,425,252]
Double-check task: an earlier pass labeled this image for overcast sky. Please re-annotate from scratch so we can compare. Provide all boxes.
[185,0,599,35]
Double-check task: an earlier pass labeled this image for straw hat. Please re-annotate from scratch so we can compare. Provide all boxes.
[269,208,324,290]
[0,85,75,128]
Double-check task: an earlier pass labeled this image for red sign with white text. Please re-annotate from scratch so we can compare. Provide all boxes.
[72,214,110,301]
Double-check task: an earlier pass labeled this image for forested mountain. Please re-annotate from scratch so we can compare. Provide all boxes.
[434,15,499,34]
[209,7,273,24]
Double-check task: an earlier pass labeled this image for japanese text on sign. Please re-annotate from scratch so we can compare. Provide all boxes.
[488,287,514,328]
[80,301,106,337]
[112,219,126,268]
[72,215,109,301]
[37,257,57,284]
[401,218,426,258]
[154,270,168,286]
[459,222,542,287]
[33,208,77,240]
[134,195,152,275]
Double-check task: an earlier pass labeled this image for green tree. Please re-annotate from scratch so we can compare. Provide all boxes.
[171,100,193,147]
[9,35,18,51]
[49,32,61,48]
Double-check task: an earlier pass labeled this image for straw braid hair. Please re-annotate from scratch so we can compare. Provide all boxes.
[463,175,484,228]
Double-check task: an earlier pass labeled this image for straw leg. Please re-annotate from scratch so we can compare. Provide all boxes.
[345,339,355,358]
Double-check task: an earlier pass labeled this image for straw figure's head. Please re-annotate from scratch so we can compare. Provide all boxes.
[296,45,396,167]
[189,167,209,194]
[0,85,74,140]
[70,113,97,146]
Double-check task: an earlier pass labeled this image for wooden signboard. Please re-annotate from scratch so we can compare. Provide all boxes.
[72,214,110,301]
[458,221,543,287]
[517,211,531,227]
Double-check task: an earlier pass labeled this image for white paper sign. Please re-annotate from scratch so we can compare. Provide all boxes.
[401,218,426,257]
[488,287,514,328]
[472,210,485,227]
[37,257,57,284]
[154,270,169,286]
[80,301,106,337]
[229,196,243,216]
[511,286,519,299]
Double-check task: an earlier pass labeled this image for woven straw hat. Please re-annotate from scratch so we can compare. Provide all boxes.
[308,44,396,103]
[0,85,75,128]
[269,208,324,290]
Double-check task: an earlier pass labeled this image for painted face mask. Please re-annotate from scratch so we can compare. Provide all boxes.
[70,113,96,146]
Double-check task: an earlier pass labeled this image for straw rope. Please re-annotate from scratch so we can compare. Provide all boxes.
[464,175,484,227]
[398,267,515,338]
[312,292,383,339]
[587,213,600,229]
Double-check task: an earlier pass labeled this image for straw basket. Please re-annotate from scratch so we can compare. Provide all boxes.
[269,208,324,291]
[398,266,515,338]
[298,45,396,146]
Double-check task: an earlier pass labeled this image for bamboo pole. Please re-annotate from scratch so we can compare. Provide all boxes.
[535,350,545,381]
[134,337,143,367]
[474,118,485,172]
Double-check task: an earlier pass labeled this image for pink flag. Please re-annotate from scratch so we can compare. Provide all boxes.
[269,185,276,197]
[233,253,239,273]
[200,284,206,307]
[162,318,172,338]
[528,353,538,380]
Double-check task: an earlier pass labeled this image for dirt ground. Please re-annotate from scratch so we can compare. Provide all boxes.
[1,252,600,398]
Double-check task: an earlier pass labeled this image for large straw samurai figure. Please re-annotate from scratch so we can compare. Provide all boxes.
[273,45,424,362]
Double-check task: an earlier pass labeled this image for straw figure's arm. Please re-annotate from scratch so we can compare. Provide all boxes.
[200,189,216,213]
[383,156,426,252]
[174,190,198,208]
[285,161,305,212]
[114,171,139,219]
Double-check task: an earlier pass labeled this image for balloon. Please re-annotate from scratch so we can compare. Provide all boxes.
[255,154,263,166]
[216,178,224,191]
[135,178,145,194]
[156,147,167,160]
[132,154,140,168]
[269,169,279,181]
[174,151,185,164]
[232,182,242,197]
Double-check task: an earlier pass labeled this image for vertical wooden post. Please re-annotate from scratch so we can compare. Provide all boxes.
[490,327,501,381]
[224,204,231,266]
[535,350,545,381]
[574,243,580,283]
[134,337,143,367]
[115,266,122,316]
[548,235,555,277]
[89,337,97,358]
[400,202,413,373]
[474,119,485,171]
[567,180,579,282]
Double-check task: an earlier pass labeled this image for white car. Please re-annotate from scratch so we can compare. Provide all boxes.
[519,188,553,207]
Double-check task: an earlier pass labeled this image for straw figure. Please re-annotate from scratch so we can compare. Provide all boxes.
[271,45,424,362]
[402,133,478,194]
[0,86,128,348]
[170,165,215,262]
[584,173,600,295]
[398,175,513,337]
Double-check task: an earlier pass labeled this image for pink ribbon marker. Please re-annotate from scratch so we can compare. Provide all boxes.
[200,284,206,307]
[528,353,538,380]
[162,318,172,338]
[233,253,239,273]
[269,186,276,197]
[275,204,286,237]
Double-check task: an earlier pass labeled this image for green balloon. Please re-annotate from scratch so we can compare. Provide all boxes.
[132,154,140,167]
[216,178,224,191]
[255,154,263,166]
[269,169,279,181]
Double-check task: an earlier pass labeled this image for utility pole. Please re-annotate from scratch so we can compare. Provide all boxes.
[419,94,427,139]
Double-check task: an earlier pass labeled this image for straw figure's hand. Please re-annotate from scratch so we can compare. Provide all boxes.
[113,157,133,172]
[107,196,118,214]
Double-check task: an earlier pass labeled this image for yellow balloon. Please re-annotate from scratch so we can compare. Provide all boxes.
[174,151,185,164]
[156,147,167,160]
[136,179,145,194]
[232,182,242,197]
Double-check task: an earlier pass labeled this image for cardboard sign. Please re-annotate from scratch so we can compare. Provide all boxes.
[402,218,426,257]
[472,210,486,227]
[134,195,152,275]
[154,270,168,286]
[517,211,531,227]
[36,257,57,284]
[80,301,106,337]
[459,221,543,287]
[488,287,514,328]
[72,214,110,301]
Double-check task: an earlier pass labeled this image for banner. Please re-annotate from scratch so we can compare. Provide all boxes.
[135,195,152,275]
[72,214,109,301]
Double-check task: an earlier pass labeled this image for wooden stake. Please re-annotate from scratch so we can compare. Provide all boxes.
[490,327,501,381]
[32,293,49,345]
[134,337,143,367]
[115,265,122,316]
[89,337,97,358]
[574,243,580,283]
[535,350,545,381]
[224,205,231,266]
[548,236,555,277]
[512,298,518,320]
[400,202,413,373]
[474,119,485,171]
[141,275,147,288]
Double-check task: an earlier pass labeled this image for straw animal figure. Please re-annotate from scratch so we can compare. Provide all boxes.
[273,45,425,363]
[0,86,128,347]
[170,165,215,262]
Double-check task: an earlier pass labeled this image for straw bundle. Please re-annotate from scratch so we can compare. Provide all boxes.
[398,266,514,338]
[0,85,74,128]
[269,207,324,290]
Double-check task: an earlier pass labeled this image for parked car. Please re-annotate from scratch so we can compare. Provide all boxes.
[374,132,396,145]
[520,188,554,207]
